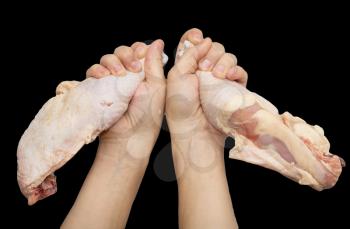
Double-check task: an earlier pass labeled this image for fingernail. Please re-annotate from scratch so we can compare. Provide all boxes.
[199,59,212,70]
[213,65,226,77]
[131,61,141,71]
[113,64,123,75]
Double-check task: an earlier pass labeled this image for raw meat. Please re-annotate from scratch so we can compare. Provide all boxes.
[17,55,168,205]
[180,40,344,190]
[198,70,345,191]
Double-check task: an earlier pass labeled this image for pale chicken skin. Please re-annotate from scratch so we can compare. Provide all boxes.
[198,71,345,190]
[16,51,170,205]
[18,53,168,205]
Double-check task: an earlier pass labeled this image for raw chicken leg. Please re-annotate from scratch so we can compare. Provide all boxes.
[198,71,344,190]
[180,41,344,190]
[17,55,168,205]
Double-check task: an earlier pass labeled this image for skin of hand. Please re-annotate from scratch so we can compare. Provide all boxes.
[166,28,247,229]
[62,40,166,229]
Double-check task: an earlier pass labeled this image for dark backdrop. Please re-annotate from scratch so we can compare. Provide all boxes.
[11,5,349,228]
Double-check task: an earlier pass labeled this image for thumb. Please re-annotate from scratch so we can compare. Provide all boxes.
[171,38,212,77]
[144,39,165,83]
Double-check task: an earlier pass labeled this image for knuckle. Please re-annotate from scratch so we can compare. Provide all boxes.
[99,54,114,63]
[86,64,102,76]
[87,64,100,72]
[114,45,129,54]
[238,66,248,78]
[238,65,245,73]
[225,53,237,64]
[213,42,225,53]
[131,42,144,49]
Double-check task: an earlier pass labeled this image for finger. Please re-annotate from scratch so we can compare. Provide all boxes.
[198,42,225,71]
[176,28,204,62]
[144,39,165,83]
[131,42,148,59]
[86,64,111,78]
[99,54,126,76]
[170,38,212,77]
[212,53,237,78]
[227,65,248,86]
[114,46,142,72]
[179,28,204,45]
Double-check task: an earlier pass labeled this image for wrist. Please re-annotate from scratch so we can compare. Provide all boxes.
[95,137,153,168]
[171,133,225,173]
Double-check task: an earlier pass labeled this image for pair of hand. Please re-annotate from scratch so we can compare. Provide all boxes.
[86,28,248,163]
[62,28,245,229]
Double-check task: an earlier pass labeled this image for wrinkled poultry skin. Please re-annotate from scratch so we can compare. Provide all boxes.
[17,72,145,205]
[198,71,345,190]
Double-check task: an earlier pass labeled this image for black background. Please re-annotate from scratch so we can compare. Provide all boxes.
[10,4,349,228]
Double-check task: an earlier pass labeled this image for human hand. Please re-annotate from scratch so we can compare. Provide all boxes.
[166,28,248,166]
[86,40,166,161]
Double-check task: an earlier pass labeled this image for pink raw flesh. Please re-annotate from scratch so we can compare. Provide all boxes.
[28,174,57,205]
